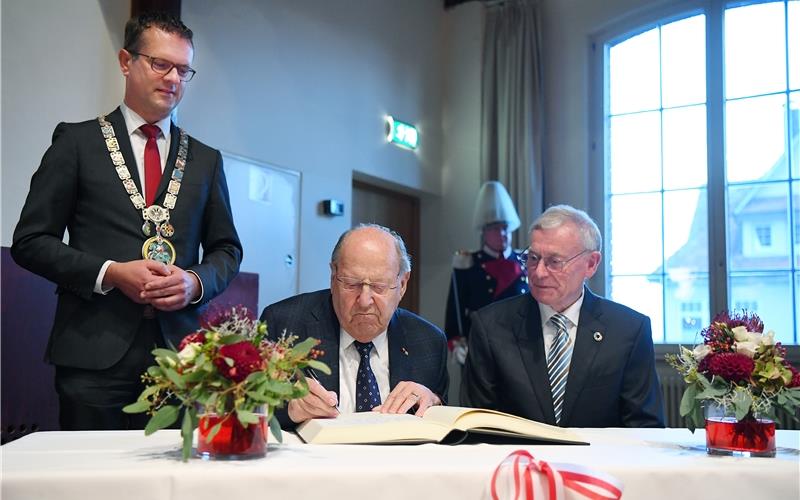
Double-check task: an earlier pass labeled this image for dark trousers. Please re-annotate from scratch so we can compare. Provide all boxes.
[55,319,163,430]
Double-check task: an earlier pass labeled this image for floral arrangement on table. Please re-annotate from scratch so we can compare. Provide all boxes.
[123,305,329,460]
[666,310,800,432]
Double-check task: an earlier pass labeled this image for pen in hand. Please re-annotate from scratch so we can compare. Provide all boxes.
[304,367,340,413]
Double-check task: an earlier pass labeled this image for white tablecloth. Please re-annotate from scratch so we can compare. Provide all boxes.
[1,428,798,499]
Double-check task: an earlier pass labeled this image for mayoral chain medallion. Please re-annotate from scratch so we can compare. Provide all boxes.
[99,115,188,265]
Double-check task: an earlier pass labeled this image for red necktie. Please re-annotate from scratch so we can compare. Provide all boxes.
[140,124,162,206]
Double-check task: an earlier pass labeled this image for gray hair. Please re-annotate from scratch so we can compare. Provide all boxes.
[530,205,602,252]
[330,223,412,274]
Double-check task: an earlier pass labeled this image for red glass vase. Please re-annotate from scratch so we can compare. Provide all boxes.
[197,410,269,460]
[704,404,776,457]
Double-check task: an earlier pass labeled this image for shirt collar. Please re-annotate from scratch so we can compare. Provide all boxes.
[539,288,585,329]
[120,102,172,140]
[482,244,512,259]
[340,328,388,357]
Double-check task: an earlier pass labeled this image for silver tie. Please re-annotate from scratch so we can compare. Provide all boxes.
[547,313,573,425]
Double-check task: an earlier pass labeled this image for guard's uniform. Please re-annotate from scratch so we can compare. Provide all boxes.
[445,248,529,342]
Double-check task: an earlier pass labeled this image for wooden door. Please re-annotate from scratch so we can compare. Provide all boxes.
[351,181,420,313]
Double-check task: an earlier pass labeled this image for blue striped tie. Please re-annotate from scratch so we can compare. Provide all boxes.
[547,313,573,425]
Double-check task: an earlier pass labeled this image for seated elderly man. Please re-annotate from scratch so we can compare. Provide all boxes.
[461,205,665,428]
[261,224,448,428]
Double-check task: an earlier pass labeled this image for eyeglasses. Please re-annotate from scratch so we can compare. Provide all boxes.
[129,50,196,82]
[519,249,591,273]
[335,275,399,295]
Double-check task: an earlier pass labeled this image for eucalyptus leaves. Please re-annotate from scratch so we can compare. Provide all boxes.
[123,306,329,460]
[666,311,800,431]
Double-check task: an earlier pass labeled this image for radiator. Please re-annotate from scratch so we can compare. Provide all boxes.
[660,371,800,430]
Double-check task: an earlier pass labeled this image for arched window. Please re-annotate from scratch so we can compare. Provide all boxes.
[594,0,799,343]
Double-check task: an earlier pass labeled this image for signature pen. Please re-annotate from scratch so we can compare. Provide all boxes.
[303,367,340,413]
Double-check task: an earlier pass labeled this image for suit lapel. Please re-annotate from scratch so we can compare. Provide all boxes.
[387,313,411,389]
[515,297,556,424]
[306,294,342,395]
[561,288,604,425]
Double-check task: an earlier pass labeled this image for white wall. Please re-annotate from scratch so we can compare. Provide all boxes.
[179,0,446,297]
[1,0,128,246]
[421,2,484,327]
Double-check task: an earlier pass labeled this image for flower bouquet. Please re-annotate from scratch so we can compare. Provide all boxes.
[666,311,800,456]
[123,306,329,460]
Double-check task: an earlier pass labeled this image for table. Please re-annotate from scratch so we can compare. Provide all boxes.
[2,428,798,499]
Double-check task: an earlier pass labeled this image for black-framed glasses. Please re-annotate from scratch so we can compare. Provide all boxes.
[335,275,399,295]
[129,50,196,82]
[518,249,591,273]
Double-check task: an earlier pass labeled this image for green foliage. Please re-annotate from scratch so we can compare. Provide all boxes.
[123,307,327,461]
[269,414,283,444]
[667,311,800,431]
[144,405,180,435]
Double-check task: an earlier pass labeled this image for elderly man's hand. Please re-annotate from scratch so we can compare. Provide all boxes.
[374,381,441,416]
[287,378,339,424]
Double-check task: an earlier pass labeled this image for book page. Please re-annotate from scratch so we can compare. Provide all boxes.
[310,412,419,427]
[296,412,450,444]
[422,406,586,444]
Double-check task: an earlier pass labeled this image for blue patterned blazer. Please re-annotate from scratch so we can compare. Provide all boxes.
[260,289,449,429]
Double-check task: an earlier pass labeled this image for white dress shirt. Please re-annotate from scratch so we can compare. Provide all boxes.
[538,290,585,364]
[337,329,390,414]
[482,244,513,259]
[93,104,172,294]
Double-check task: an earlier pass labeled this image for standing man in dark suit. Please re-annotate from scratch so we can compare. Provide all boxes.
[461,205,664,427]
[11,12,242,431]
[261,224,448,429]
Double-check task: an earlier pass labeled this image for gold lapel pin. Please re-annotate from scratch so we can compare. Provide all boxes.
[593,332,603,342]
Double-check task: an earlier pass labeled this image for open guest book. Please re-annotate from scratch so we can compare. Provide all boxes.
[295,406,588,445]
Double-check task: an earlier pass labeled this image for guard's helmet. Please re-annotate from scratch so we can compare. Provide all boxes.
[472,181,520,232]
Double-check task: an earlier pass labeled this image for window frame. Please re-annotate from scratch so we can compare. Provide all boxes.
[588,0,800,356]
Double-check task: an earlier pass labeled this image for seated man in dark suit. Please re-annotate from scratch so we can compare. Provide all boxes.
[461,205,664,428]
[261,224,448,428]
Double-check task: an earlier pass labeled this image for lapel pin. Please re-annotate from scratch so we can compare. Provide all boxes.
[401,347,409,356]
[593,332,603,342]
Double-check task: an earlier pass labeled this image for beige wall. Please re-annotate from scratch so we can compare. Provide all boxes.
[178,0,445,297]
[1,0,127,245]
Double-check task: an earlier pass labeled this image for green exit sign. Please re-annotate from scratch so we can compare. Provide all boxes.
[386,116,419,150]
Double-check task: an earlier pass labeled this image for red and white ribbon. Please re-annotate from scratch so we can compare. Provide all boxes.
[490,450,623,500]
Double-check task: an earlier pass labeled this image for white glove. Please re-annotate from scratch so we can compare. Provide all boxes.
[454,341,468,365]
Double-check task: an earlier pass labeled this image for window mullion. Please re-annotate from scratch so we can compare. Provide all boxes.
[706,0,728,315]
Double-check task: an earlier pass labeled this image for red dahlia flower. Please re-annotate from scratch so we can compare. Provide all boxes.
[787,364,800,389]
[214,341,264,382]
[705,352,754,383]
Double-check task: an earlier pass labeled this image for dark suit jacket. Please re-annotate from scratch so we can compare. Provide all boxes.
[12,107,243,369]
[460,288,665,428]
[260,289,449,429]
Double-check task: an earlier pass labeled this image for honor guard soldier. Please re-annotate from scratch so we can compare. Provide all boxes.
[445,181,529,363]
